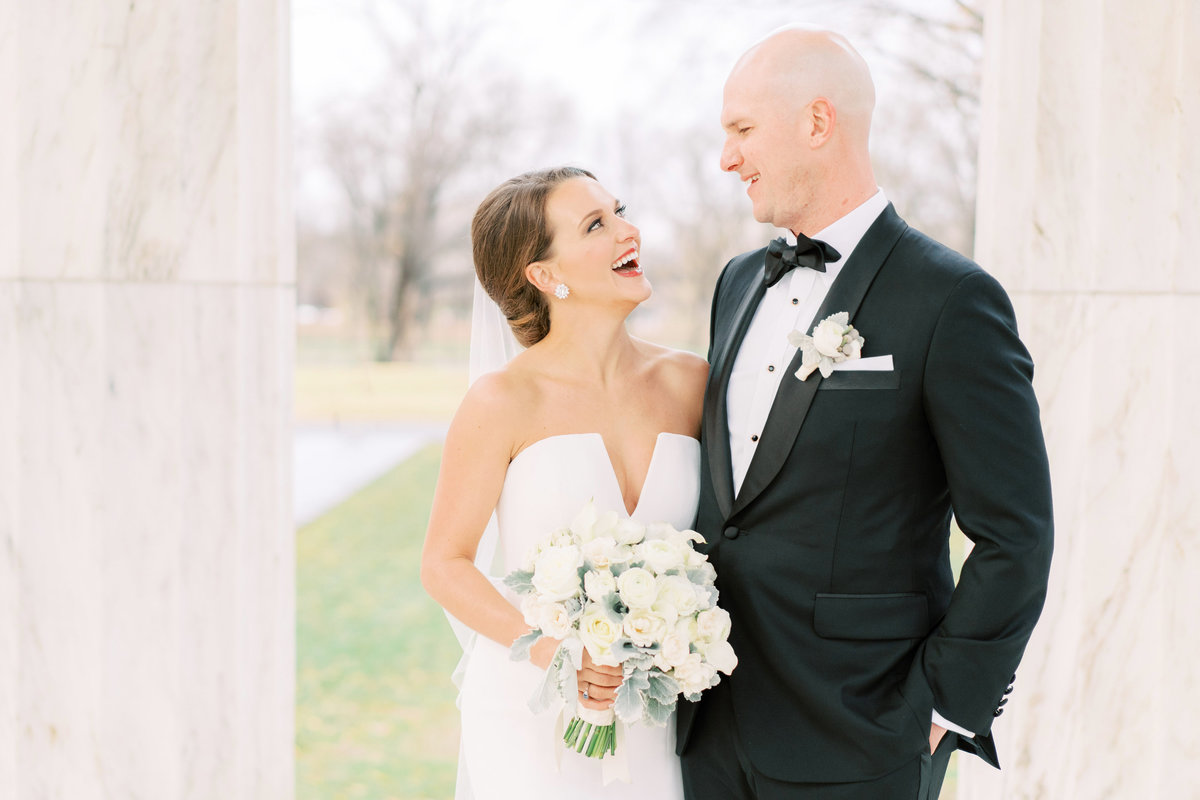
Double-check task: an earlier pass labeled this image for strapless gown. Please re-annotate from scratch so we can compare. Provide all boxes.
[457,432,701,800]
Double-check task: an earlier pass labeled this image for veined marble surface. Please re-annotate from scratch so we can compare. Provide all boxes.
[959,2,1200,798]
[1,2,293,797]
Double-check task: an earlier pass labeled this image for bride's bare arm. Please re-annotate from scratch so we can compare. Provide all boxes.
[420,372,560,668]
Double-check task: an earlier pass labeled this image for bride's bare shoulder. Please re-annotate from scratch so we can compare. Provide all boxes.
[460,357,540,413]
[451,359,543,451]
[636,340,709,387]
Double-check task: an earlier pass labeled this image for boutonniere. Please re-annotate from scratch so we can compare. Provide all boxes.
[787,312,865,381]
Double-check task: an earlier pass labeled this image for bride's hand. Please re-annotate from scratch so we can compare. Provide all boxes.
[529,636,561,670]
[577,649,623,711]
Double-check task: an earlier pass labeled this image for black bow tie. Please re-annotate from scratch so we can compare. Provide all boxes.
[763,235,842,287]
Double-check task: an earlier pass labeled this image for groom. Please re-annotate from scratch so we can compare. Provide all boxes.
[676,27,1054,800]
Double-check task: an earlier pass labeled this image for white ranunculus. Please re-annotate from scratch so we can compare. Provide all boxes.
[623,609,668,648]
[658,633,691,668]
[531,544,582,602]
[538,603,573,640]
[672,652,717,695]
[583,569,617,602]
[617,567,658,608]
[696,607,732,642]
[607,544,635,565]
[613,518,647,546]
[812,317,848,358]
[578,605,621,665]
[655,574,700,620]
[700,639,739,675]
[637,538,686,574]
[581,536,618,569]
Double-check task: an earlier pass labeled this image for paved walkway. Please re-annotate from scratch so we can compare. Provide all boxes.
[293,422,447,526]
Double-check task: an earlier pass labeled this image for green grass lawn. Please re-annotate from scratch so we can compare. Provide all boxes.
[296,444,461,800]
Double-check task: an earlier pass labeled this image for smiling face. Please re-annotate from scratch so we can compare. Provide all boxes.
[719,28,879,236]
[535,177,650,307]
[720,68,814,233]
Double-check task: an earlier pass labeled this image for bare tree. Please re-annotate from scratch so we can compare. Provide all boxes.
[317,0,528,360]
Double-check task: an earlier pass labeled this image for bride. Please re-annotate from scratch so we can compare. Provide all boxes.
[421,166,707,799]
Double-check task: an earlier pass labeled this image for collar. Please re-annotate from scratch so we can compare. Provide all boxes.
[777,188,889,283]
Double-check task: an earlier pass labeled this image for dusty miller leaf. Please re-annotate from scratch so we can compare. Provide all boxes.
[509,629,541,662]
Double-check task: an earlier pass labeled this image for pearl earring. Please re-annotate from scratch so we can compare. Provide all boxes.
[554,283,570,300]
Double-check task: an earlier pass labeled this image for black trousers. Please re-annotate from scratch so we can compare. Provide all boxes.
[680,681,954,800]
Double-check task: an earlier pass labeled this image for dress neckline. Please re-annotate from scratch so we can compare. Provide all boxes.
[509,432,699,518]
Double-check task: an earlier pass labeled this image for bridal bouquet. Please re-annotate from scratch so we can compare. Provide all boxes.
[504,500,737,762]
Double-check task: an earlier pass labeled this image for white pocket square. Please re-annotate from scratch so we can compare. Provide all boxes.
[831,355,894,372]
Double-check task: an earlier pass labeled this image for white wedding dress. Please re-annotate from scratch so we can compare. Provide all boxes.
[455,431,700,800]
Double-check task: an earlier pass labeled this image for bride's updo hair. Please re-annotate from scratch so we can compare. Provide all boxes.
[471,166,596,348]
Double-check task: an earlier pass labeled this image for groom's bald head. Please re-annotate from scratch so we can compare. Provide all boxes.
[728,26,876,148]
[720,26,878,234]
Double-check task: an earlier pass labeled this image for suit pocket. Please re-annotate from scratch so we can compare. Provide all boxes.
[817,369,901,390]
[813,592,930,640]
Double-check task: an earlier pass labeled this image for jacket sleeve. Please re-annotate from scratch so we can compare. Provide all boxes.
[905,269,1054,736]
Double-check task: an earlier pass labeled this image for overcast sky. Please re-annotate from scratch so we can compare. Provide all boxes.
[291,0,977,224]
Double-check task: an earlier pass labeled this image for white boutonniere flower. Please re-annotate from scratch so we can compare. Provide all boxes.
[787,311,865,381]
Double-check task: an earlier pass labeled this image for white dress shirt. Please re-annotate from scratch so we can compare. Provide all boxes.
[724,188,975,740]
[726,189,889,495]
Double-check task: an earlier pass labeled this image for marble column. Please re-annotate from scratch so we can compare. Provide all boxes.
[0,2,294,798]
[958,1,1199,797]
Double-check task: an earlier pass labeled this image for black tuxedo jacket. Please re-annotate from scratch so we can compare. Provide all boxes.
[676,205,1053,783]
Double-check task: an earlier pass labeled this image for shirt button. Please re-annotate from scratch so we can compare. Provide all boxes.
[767,365,775,372]
[791,298,799,305]
[750,434,759,442]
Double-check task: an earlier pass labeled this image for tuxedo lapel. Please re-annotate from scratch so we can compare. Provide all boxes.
[705,270,767,520]
[731,205,908,517]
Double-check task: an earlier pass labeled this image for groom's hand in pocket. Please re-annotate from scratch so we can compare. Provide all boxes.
[577,649,623,710]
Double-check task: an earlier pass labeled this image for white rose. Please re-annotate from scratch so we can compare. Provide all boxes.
[672,652,716,695]
[623,609,667,647]
[617,567,658,608]
[659,633,691,668]
[696,607,732,642]
[531,545,582,602]
[674,615,699,643]
[578,605,621,665]
[699,639,738,675]
[812,318,847,358]
[538,603,573,640]
[637,539,686,574]
[581,536,618,569]
[655,574,700,621]
[520,594,543,629]
[583,569,617,602]
[613,518,647,546]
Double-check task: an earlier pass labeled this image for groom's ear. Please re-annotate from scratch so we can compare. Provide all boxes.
[807,97,836,147]
[524,261,559,295]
